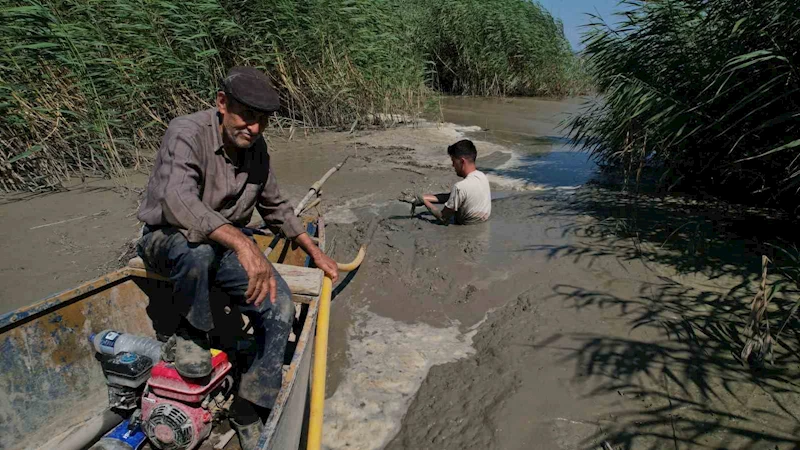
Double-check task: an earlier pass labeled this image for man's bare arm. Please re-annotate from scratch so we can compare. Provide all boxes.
[423,193,450,204]
[209,224,276,306]
[422,198,455,225]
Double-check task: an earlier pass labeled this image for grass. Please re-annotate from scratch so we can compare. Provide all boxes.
[567,0,800,211]
[1,0,586,192]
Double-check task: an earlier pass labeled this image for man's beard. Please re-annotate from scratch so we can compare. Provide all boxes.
[225,126,257,149]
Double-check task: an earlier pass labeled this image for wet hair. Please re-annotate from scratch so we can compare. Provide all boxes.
[447,139,477,162]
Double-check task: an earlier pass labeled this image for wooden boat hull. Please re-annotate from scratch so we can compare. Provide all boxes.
[0,222,323,450]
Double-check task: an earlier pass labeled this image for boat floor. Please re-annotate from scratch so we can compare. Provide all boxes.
[174,422,241,450]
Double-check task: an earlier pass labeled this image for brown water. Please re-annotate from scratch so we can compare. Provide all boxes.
[321,97,800,450]
[437,96,598,190]
[436,96,586,140]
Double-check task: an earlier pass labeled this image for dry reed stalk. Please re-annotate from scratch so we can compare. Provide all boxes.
[742,255,775,366]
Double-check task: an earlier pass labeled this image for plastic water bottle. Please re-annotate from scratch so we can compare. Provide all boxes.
[90,330,163,363]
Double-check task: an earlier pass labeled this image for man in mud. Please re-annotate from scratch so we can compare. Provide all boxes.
[401,139,491,225]
[135,66,338,448]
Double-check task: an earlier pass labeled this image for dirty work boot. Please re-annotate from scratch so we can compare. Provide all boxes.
[229,396,269,449]
[162,327,212,378]
[230,417,264,450]
[174,334,212,378]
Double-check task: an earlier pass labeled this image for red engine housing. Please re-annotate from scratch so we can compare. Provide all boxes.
[141,350,232,450]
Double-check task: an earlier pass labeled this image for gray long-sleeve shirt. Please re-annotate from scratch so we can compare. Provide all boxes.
[137,108,304,243]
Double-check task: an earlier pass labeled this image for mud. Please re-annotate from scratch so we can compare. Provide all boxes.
[386,292,536,450]
[383,187,800,450]
[0,179,145,314]
[323,310,478,450]
[3,96,800,450]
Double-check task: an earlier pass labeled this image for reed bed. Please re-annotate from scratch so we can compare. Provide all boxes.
[568,0,800,210]
[1,0,583,191]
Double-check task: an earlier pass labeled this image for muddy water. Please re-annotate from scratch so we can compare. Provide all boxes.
[0,92,800,450]
[5,88,797,450]
[7,94,795,449]
[322,197,583,450]
[0,96,598,450]
[437,96,597,191]
[320,96,800,450]
[435,96,585,141]
[320,97,607,450]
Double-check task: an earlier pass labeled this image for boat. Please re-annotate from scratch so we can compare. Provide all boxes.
[0,162,355,450]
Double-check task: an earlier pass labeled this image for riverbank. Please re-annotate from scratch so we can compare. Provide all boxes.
[2,97,799,450]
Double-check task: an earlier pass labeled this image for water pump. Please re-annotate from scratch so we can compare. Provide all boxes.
[140,349,234,450]
[91,331,235,450]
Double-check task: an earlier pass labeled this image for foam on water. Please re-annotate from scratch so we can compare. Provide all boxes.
[437,120,597,191]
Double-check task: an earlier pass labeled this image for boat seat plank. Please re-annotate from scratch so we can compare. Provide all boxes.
[291,294,316,305]
[127,257,323,296]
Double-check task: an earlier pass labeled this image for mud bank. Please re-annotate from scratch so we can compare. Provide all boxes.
[0,179,145,313]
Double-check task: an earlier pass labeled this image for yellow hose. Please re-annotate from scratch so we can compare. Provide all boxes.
[306,276,332,450]
[306,246,366,450]
[337,245,366,272]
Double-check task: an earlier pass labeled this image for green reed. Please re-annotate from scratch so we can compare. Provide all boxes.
[1,0,584,191]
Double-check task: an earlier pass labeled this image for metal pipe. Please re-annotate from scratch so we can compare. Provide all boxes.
[306,248,365,450]
[42,408,123,450]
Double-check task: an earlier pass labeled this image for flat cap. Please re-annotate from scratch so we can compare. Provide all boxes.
[221,66,280,112]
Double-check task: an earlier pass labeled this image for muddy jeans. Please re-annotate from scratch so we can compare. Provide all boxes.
[136,225,294,409]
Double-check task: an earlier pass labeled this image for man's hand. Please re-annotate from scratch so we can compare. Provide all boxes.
[294,232,339,282]
[209,224,276,306]
[422,198,454,225]
[236,241,276,306]
[312,252,339,282]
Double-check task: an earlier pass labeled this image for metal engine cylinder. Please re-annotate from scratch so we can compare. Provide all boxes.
[140,350,233,450]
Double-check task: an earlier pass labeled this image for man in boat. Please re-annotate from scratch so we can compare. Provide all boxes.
[401,139,492,225]
[135,66,338,448]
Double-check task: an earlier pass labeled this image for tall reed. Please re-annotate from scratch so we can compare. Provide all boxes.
[568,0,800,210]
[403,0,586,96]
[1,0,585,192]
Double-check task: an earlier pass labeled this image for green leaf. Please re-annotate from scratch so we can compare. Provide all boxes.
[735,139,800,163]
[11,42,60,51]
[9,145,44,163]
[731,18,746,34]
